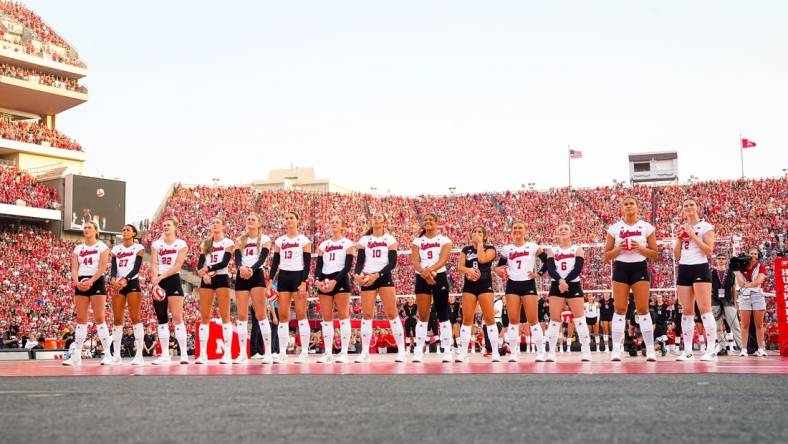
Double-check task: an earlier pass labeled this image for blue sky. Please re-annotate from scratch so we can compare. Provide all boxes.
[24,0,788,222]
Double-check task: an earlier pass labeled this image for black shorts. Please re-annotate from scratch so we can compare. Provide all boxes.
[586,317,598,326]
[277,270,304,293]
[612,261,650,285]
[414,272,450,295]
[600,311,614,322]
[119,278,141,296]
[200,273,230,290]
[463,278,494,296]
[235,269,265,291]
[159,274,184,297]
[316,272,352,296]
[548,281,584,298]
[360,272,394,291]
[75,276,106,297]
[505,279,538,297]
[676,263,711,286]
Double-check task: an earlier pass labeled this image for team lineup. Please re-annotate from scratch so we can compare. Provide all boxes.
[62,195,738,366]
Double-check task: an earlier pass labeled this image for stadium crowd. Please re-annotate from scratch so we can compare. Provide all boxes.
[0,63,85,92]
[0,1,84,67]
[0,165,59,209]
[0,116,83,151]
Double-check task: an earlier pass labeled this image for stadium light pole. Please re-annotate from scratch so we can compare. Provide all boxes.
[528,182,535,190]
[449,186,456,195]
[211,178,220,187]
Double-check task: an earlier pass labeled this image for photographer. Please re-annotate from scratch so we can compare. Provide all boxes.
[711,254,742,353]
[732,248,768,357]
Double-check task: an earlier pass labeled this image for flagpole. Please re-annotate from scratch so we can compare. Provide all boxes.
[567,145,572,189]
[739,134,744,179]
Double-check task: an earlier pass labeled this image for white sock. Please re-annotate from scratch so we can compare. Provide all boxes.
[222,323,233,357]
[530,324,545,353]
[611,313,626,352]
[637,314,654,349]
[157,323,170,357]
[360,319,372,355]
[439,321,452,353]
[96,323,111,357]
[74,324,87,358]
[199,324,209,358]
[700,312,717,353]
[339,319,351,354]
[486,324,499,354]
[595,336,601,349]
[321,321,333,355]
[508,324,520,354]
[602,334,609,347]
[237,320,248,358]
[390,317,405,353]
[277,323,289,355]
[258,319,272,356]
[459,325,471,354]
[298,319,310,354]
[174,323,187,357]
[547,320,561,353]
[133,323,144,358]
[681,315,695,352]
[112,325,123,358]
[415,321,428,353]
[573,318,591,351]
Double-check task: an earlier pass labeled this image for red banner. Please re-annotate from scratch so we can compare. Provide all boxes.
[194,321,246,360]
[775,257,788,356]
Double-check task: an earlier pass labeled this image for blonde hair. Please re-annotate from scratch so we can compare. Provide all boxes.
[83,220,100,237]
[201,217,225,254]
[237,213,262,252]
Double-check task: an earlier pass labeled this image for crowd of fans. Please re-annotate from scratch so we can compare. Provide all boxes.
[0,116,83,151]
[0,165,59,209]
[0,63,85,92]
[0,1,84,67]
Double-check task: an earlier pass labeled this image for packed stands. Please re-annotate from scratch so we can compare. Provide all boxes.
[0,1,85,67]
[0,165,59,209]
[0,116,83,151]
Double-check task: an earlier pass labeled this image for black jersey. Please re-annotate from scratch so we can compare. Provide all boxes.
[461,245,496,280]
[599,299,614,317]
[448,302,461,323]
[654,303,670,325]
[402,304,417,320]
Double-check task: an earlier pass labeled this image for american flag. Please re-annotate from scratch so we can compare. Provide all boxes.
[569,149,583,159]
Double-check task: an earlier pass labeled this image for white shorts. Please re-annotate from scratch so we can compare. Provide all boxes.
[738,289,766,311]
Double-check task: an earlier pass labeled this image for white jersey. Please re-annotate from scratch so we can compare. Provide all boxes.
[678,220,714,265]
[607,220,655,263]
[500,242,539,281]
[152,238,188,276]
[275,234,312,271]
[412,234,452,274]
[73,241,109,277]
[204,237,235,275]
[552,245,580,282]
[318,238,354,275]
[358,233,397,274]
[238,234,272,268]
[585,301,599,318]
[111,243,144,280]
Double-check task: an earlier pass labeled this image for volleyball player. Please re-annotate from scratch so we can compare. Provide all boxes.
[456,226,499,362]
[545,224,591,362]
[674,199,717,361]
[315,216,355,363]
[353,214,406,363]
[109,224,145,365]
[599,292,613,352]
[411,213,454,363]
[602,196,659,362]
[149,217,189,365]
[62,221,111,366]
[494,222,548,362]
[584,294,601,352]
[232,213,271,364]
[267,212,312,364]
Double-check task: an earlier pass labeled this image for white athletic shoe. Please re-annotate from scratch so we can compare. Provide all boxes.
[275,353,288,364]
[546,351,557,363]
[293,352,309,364]
[355,353,370,363]
[395,352,407,363]
[412,352,424,363]
[316,353,333,364]
[179,353,189,364]
[645,346,657,362]
[261,354,274,365]
[112,355,122,365]
[491,351,501,362]
[130,355,144,366]
[233,354,248,364]
[219,354,233,365]
[700,352,717,362]
[455,353,469,363]
[61,355,81,366]
[441,351,453,363]
[334,352,349,363]
[151,356,172,365]
[507,353,519,363]
[739,350,748,357]
[610,350,622,362]
[251,353,263,359]
[676,352,694,362]
[100,355,114,366]
[581,350,592,362]
[755,349,768,357]
[194,354,207,364]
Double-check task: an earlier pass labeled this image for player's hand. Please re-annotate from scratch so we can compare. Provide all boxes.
[326,280,337,292]
[239,266,252,280]
[528,271,536,280]
[558,279,569,293]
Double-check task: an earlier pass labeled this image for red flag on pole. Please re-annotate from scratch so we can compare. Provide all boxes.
[741,138,757,149]
[569,149,583,159]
